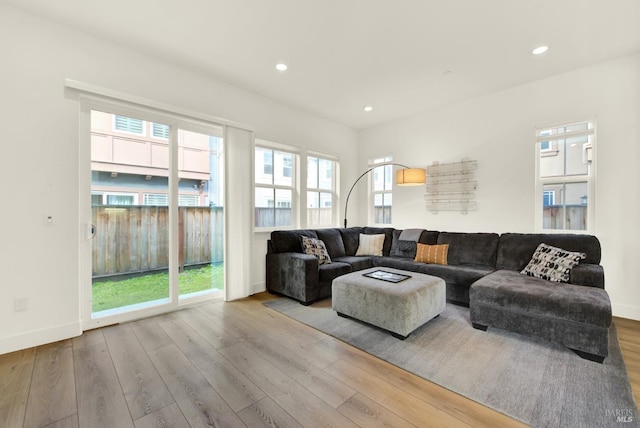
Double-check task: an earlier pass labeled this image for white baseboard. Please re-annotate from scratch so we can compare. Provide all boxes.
[0,321,82,355]
[252,282,266,295]
[612,303,640,321]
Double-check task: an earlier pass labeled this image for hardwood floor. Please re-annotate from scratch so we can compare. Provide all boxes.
[1,293,638,427]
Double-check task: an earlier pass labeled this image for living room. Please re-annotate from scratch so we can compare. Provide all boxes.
[0,1,639,426]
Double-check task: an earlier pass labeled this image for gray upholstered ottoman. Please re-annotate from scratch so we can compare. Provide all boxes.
[332,267,446,339]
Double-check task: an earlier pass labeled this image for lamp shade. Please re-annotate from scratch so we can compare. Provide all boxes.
[396,168,426,186]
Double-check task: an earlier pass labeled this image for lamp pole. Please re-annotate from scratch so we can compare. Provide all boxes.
[343,163,411,228]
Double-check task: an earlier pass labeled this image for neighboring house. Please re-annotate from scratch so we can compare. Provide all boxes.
[90,111,223,207]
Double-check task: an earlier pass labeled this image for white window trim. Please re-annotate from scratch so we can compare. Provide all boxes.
[253,139,299,232]
[534,120,596,233]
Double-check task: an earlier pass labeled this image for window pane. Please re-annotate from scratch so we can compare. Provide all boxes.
[152,123,169,139]
[373,166,385,191]
[274,151,293,187]
[318,159,333,190]
[384,165,393,191]
[542,182,587,230]
[565,136,590,176]
[255,147,273,185]
[307,157,318,189]
[321,192,332,208]
[539,140,565,178]
[307,191,319,208]
[275,189,292,226]
[255,187,274,227]
[106,194,135,205]
[114,115,144,134]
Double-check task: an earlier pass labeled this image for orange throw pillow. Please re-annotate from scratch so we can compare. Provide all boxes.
[415,243,449,265]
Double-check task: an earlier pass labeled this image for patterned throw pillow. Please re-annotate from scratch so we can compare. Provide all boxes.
[520,243,586,283]
[300,236,332,265]
[355,234,385,256]
[414,243,449,265]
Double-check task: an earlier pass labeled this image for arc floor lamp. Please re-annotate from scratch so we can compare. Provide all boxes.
[343,163,426,228]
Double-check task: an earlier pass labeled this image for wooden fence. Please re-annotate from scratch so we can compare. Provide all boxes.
[543,205,587,230]
[92,206,223,277]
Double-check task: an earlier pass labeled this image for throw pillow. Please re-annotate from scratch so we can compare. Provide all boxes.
[414,243,449,265]
[300,236,332,265]
[355,234,385,256]
[520,243,586,283]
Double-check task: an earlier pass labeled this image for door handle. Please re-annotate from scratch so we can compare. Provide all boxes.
[87,223,96,240]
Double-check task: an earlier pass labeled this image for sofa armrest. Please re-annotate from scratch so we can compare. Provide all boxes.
[570,264,605,289]
[266,252,320,302]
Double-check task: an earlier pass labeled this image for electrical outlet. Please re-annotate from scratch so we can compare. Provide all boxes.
[14,297,28,312]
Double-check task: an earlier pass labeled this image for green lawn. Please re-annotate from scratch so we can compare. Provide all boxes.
[92,263,223,312]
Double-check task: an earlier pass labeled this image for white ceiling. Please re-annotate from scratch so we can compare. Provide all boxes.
[4,0,640,129]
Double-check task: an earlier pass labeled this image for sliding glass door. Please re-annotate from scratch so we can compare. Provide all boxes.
[81,101,224,328]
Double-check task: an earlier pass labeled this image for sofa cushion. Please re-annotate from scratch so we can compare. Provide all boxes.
[437,232,499,267]
[363,227,394,256]
[471,270,611,328]
[373,257,494,287]
[417,264,495,287]
[389,229,438,258]
[339,227,364,256]
[333,256,375,271]
[356,234,385,256]
[271,230,318,253]
[373,256,425,272]
[315,228,346,258]
[301,236,332,265]
[521,243,586,283]
[415,243,449,265]
[419,230,440,245]
[390,229,420,258]
[318,262,352,283]
[497,233,601,271]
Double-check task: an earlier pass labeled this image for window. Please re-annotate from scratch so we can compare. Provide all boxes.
[114,115,144,135]
[255,145,295,228]
[263,151,273,175]
[142,193,199,206]
[283,156,292,178]
[307,155,336,226]
[371,156,393,224]
[542,190,555,207]
[152,123,169,139]
[536,121,595,231]
[92,192,138,206]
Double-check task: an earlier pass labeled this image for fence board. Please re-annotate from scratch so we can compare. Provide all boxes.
[92,206,223,277]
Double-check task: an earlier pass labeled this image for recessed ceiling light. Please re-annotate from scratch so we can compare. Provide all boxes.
[364,106,373,112]
[275,63,288,71]
[532,46,549,55]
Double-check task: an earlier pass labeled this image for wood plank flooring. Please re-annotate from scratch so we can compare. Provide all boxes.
[1,292,638,427]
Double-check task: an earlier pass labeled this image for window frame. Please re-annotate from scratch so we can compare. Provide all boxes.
[534,120,595,233]
[253,140,298,231]
[306,154,338,227]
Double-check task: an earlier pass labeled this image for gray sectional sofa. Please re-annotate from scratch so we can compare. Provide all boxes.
[265,227,612,362]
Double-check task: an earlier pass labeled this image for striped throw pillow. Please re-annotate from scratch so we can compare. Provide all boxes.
[355,234,385,256]
[415,243,449,265]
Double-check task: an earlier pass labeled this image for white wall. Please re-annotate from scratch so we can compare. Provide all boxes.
[0,4,358,354]
[360,52,640,320]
